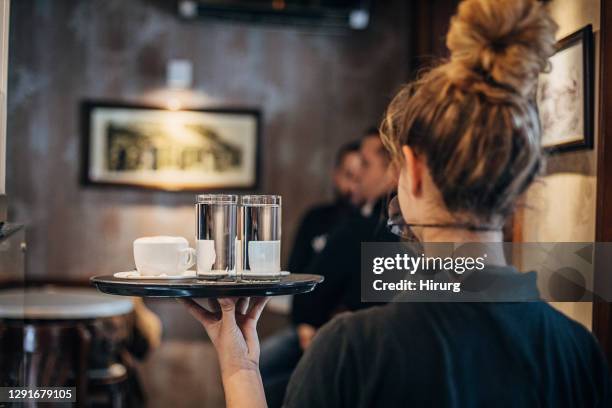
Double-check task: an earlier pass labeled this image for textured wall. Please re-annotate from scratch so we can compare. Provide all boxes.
[7,0,410,280]
[519,0,601,329]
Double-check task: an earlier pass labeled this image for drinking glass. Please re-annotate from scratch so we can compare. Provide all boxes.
[196,194,238,279]
[238,195,282,278]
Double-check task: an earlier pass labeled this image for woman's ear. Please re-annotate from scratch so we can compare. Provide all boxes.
[402,145,422,196]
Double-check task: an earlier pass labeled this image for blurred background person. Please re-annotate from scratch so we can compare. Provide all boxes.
[259,139,363,408]
[293,127,398,329]
[260,128,398,408]
[287,140,363,277]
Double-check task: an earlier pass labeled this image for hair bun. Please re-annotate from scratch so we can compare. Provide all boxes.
[446,0,558,97]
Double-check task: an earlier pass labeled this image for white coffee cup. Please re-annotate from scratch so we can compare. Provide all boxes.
[133,236,196,276]
[248,240,281,274]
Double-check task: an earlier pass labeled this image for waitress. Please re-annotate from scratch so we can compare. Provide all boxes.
[181,0,611,406]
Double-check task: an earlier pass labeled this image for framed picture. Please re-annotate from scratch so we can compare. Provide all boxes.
[80,101,260,191]
[536,24,594,152]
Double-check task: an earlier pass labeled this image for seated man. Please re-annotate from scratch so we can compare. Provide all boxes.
[287,140,363,277]
[260,129,398,407]
[293,129,399,328]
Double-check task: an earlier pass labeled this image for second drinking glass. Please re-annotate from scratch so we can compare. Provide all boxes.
[238,195,282,279]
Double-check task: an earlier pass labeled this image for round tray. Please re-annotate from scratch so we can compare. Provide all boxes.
[90,274,324,298]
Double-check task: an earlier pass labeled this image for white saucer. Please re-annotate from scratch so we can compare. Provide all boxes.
[114,270,197,280]
[240,270,290,279]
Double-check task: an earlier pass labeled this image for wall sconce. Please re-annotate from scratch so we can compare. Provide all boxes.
[178,1,198,18]
[166,59,193,110]
[349,9,369,30]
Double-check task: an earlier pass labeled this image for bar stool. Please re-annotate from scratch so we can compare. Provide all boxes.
[88,362,129,407]
[0,287,134,407]
[0,320,91,403]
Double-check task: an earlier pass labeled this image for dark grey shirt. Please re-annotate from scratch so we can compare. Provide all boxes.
[284,266,611,407]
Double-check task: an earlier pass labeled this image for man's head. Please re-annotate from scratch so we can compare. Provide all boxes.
[333,141,363,206]
[358,128,397,204]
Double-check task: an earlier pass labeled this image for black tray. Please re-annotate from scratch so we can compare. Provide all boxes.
[90,274,324,298]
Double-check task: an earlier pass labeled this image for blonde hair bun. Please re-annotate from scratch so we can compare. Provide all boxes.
[446,0,558,97]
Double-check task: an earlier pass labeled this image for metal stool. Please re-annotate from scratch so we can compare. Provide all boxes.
[0,320,91,404]
[88,363,129,408]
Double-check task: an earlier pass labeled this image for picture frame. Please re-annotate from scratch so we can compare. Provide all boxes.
[80,101,261,192]
[536,24,594,153]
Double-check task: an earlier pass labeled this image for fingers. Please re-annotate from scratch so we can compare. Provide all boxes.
[179,297,268,326]
[246,297,270,321]
[178,298,218,326]
[217,297,238,325]
[199,298,221,313]
[239,297,269,362]
[236,297,250,315]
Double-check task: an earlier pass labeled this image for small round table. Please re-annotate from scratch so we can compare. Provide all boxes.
[0,287,135,405]
[0,287,134,319]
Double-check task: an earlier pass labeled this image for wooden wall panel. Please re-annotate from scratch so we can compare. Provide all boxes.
[593,0,612,366]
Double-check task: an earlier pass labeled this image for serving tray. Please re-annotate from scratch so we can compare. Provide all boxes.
[90,273,324,298]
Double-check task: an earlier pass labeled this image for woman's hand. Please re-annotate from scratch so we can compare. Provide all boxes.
[180,297,270,375]
[181,297,270,408]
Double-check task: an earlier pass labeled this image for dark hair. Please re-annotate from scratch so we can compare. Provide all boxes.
[364,126,380,137]
[334,140,361,168]
[362,126,392,163]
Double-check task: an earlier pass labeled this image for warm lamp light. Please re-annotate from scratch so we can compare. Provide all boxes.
[165,59,193,111]
[166,97,183,111]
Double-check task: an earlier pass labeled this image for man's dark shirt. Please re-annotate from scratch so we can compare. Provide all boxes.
[291,199,398,327]
[284,266,611,407]
[287,200,355,276]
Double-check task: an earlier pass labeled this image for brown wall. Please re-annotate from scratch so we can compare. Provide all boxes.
[409,0,459,74]
[6,0,411,280]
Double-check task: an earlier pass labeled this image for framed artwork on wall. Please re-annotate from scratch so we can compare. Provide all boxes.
[536,24,594,153]
[80,101,260,191]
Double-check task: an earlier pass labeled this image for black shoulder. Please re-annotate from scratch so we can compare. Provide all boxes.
[560,309,610,363]
[302,203,337,220]
[284,314,353,408]
[331,306,396,338]
[539,303,611,392]
[540,302,598,343]
[284,308,391,408]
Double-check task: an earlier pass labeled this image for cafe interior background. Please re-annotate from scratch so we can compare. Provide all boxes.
[1,0,611,406]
